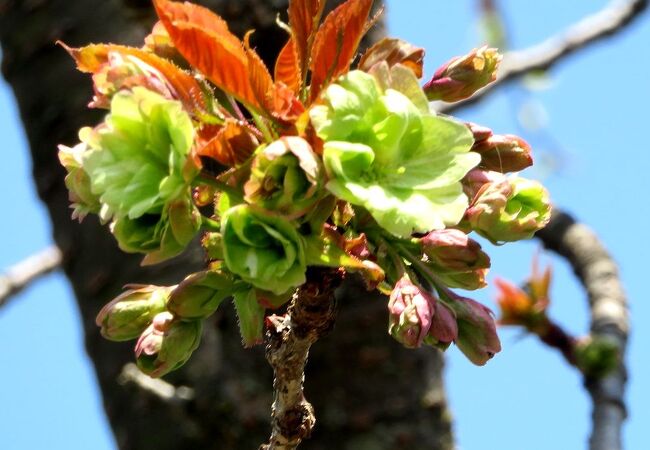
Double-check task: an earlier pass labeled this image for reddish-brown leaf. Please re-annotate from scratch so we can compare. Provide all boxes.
[197,118,259,166]
[153,0,271,112]
[358,37,425,78]
[274,37,302,94]
[243,31,277,115]
[309,0,374,101]
[288,0,325,76]
[197,123,223,143]
[60,42,206,113]
[270,82,305,124]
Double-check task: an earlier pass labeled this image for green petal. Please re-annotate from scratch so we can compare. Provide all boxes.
[323,141,375,181]
[80,88,195,223]
[222,205,306,294]
[312,70,478,237]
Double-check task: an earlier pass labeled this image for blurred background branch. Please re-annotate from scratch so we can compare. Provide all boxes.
[440,0,648,113]
[0,245,61,309]
[537,210,629,450]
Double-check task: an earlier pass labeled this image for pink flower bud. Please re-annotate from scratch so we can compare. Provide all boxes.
[447,296,501,365]
[424,46,502,103]
[388,276,435,348]
[420,229,491,290]
[425,300,459,349]
[462,169,506,201]
[135,312,202,378]
[421,229,490,272]
[466,122,493,143]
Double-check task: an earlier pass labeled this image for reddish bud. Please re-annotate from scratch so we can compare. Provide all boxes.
[135,312,202,378]
[472,134,533,173]
[388,276,435,348]
[421,229,490,272]
[447,296,501,365]
[424,46,502,102]
[466,122,493,143]
[421,229,491,290]
[424,300,459,349]
[462,168,506,202]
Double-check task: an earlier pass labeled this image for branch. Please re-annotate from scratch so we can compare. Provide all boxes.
[536,210,628,450]
[0,246,62,309]
[118,363,195,403]
[439,0,648,113]
[260,269,342,450]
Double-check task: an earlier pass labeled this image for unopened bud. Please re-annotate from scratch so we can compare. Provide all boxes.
[424,46,502,102]
[58,143,101,221]
[421,229,491,290]
[388,276,434,348]
[135,312,202,378]
[421,229,490,272]
[466,176,551,243]
[462,168,506,201]
[466,122,493,142]
[96,285,171,341]
[447,295,501,366]
[423,300,458,350]
[167,270,235,319]
[472,134,533,173]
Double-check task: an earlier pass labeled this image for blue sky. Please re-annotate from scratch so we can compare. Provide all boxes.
[0,1,648,449]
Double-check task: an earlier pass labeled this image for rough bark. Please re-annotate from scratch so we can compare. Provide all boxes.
[0,1,452,449]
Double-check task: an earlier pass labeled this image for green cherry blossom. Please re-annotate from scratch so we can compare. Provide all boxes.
[221,205,307,295]
[310,70,480,238]
[69,87,200,261]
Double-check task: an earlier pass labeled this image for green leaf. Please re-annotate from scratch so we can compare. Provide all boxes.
[233,288,265,347]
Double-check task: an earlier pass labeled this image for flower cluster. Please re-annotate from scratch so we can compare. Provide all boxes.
[59,0,551,377]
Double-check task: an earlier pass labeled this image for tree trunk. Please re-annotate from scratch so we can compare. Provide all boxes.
[0,1,453,448]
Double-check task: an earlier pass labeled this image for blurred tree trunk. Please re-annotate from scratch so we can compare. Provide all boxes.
[0,1,452,449]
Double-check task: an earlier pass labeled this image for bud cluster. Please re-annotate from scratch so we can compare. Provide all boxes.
[58,0,553,377]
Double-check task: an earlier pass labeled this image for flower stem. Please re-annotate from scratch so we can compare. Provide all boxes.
[251,110,277,143]
[200,216,221,232]
[195,174,244,204]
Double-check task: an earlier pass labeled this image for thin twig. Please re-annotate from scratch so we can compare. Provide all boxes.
[536,210,628,450]
[534,320,579,367]
[438,0,648,113]
[260,269,342,450]
[0,245,62,309]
